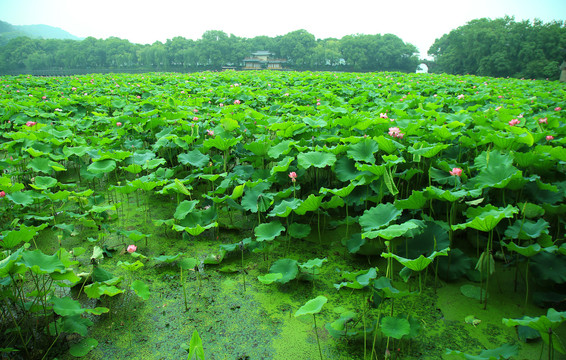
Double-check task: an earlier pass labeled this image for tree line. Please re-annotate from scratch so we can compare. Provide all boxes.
[0,29,420,74]
[428,17,566,79]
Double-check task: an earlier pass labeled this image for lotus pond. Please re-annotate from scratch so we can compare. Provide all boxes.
[1,70,566,360]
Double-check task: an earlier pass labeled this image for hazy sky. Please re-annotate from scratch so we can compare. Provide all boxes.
[1,0,565,58]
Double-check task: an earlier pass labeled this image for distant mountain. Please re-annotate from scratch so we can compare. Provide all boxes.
[0,20,82,45]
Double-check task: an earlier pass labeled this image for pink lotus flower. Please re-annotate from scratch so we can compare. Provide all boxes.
[42,96,47,100]
[116,122,122,127]
[508,119,520,126]
[192,117,198,121]
[127,245,137,253]
[234,99,241,105]
[450,167,463,177]
[380,113,388,119]
[555,107,562,111]
[388,127,404,139]
[539,118,548,124]
[457,94,465,99]
[0,191,5,198]
[193,109,198,113]
[207,129,214,136]
[219,103,224,107]
[26,121,37,127]
[288,171,297,182]
[546,135,554,141]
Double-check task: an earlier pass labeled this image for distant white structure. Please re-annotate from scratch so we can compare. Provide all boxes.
[416,63,429,73]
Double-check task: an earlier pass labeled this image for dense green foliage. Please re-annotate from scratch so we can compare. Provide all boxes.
[0,71,565,359]
[428,17,566,79]
[0,27,419,73]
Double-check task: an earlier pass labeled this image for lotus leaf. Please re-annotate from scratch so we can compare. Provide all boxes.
[268,258,299,283]
[380,316,410,339]
[254,221,285,242]
[295,295,328,317]
[297,151,337,169]
[359,203,402,232]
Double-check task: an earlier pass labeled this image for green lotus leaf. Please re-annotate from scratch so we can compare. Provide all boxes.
[84,283,124,298]
[269,258,299,283]
[294,194,323,215]
[203,135,241,151]
[504,309,566,354]
[28,157,66,173]
[334,157,362,182]
[117,260,144,272]
[21,249,66,274]
[69,337,99,357]
[504,218,549,240]
[374,135,400,154]
[241,182,271,213]
[178,150,210,167]
[87,159,116,174]
[452,205,519,232]
[297,151,337,169]
[347,138,379,163]
[131,280,150,300]
[2,226,39,249]
[401,221,449,258]
[395,190,427,210]
[363,220,421,240]
[130,179,165,191]
[288,223,311,239]
[257,273,283,284]
[179,257,198,270]
[322,195,345,209]
[320,183,356,198]
[335,267,378,290]
[382,248,449,272]
[244,137,271,156]
[446,343,518,360]
[0,248,25,277]
[63,145,90,157]
[531,252,566,284]
[268,140,294,159]
[295,295,328,317]
[128,150,155,165]
[174,200,199,220]
[30,176,58,189]
[60,315,93,337]
[359,203,402,232]
[52,296,84,317]
[47,190,71,201]
[381,316,410,339]
[6,191,34,206]
[425,186,481,202]
[437,248,472,281]
[373,276,411,299]
[254,221,285,242]
[270,156,294,175]
[118,229,149,242]
[501,242,542,257]
[518,202,545,218]
[299,258,327,270]
[183,222,218,236]
[153,253,184,263]
[408,142,450,158]
[269,198,301,217]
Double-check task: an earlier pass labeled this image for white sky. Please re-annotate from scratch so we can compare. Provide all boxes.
[1,0,565,58]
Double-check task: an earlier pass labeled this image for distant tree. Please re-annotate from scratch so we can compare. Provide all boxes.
[429,17,566,79]
[279,30,316,69]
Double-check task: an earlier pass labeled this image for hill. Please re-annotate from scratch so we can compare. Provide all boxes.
[0,20,82,45]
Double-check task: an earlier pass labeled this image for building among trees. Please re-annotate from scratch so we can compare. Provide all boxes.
[242,51,287,70]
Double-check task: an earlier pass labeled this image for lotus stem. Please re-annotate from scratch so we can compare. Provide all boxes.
[313,314,323,360]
